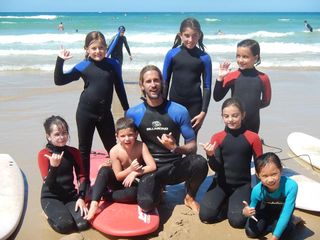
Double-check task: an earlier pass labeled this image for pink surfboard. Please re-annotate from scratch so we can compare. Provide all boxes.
[88,150,160,237]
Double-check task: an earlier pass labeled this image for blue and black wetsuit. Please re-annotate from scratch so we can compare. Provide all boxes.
[199,126,262,228]
[126,100,208,211]
[245,176,298,239]
[54,56,129,180]
[38,144,89,234]
[109,35,131,66]
[213,68,271,133]
[163,45,212,122]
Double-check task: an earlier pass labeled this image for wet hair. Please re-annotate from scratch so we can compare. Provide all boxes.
[43,115,69,140]
[255,152,283,175]
[84,31,107,59]
[139,65,164,97]
[237,39,261,66]
[118,25,126,32]
[115,117,137,133]
[221,97,245,115]
[173,17,205,51]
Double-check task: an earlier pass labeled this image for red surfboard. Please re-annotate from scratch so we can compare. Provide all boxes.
[88,150,160,237]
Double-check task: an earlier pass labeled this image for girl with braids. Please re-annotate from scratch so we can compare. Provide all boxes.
[54,31,129,184]
[163,17,212,134]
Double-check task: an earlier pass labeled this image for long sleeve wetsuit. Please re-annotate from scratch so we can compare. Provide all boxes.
[163,45,212,120]
[199,126,262,228]
[110,35,131,66]
[38,144,89,233]
[213,68,271,133]
[245,176,298,239]
[54,56,129,180]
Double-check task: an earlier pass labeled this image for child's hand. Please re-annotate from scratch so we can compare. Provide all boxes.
[130,159,142,172]
[199,142,216,157]
[242,201,256,217]
[122,171,138,187]
[75,198,88,218]
[58,45,73,60]
[157,132,177,151]
[44,151,64,167]
[217,61,231,81]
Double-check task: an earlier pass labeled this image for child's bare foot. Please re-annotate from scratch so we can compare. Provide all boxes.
[292,215,305,226]
[85,201,99,220]
[184,194,200,213]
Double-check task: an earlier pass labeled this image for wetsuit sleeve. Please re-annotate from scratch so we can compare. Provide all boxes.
[123,36,131,56]
[54,56,82,85]
[162,50,174,99]
[201,54,212,112]
[249,183,263,208]
[111,60,129,110]
[38,149,59,188]
[69,147,87,199]
[213,80,230,101]
[273,179,298,239]
[207,134,223,172]
[259,73,272,109]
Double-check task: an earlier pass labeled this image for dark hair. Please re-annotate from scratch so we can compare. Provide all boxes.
[221,97,245,115]
[43,115,69,140]
[118,25,126,32]
[115,117,137,133]
[237,39,261,66]
[84,31,107,59]
[173,17,205,51]
[139,65,164,97]
[255,152,283,175]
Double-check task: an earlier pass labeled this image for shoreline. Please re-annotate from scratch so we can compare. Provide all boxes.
[1,69,320,239]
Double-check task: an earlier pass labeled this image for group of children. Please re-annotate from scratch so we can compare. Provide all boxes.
[37,17,301,239]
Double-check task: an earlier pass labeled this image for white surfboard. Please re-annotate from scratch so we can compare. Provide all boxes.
[0,154,25,239]
[251,164,320,212]
[287,132,320,169]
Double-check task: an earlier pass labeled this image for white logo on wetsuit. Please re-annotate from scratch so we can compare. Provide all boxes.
[146,121,168,131]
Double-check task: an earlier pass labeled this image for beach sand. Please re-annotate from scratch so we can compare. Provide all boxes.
[1,69,320,240]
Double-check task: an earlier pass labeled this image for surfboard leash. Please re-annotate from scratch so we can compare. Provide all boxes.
[260,138,283,153]
[281,154,317,171]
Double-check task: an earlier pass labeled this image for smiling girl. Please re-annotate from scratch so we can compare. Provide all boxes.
[242,152,302,240]
[199,97,262,228]
[213,39,271,133]
[54,31,129,185]
[163,17,212,134]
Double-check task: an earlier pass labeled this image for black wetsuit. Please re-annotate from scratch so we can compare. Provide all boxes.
[213,68,271,133]
[91,166,138,203]
[109,35,131,66]
[199,126,262,228]
[54,56,129,180]
[126,100,208,211]
[163,45,212,121]
[38,144,89,234]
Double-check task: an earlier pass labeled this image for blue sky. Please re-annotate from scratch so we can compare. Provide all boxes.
[1,0,319,12]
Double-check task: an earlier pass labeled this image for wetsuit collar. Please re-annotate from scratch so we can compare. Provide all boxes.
[239,68,258,77]
[225,125,246,136]
[46,142,66,154]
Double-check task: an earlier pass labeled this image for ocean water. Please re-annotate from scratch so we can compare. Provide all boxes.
[0,12,319,72]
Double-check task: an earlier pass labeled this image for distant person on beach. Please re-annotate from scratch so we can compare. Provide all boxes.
[108,25,132,66]
[58,22,64,31]
[85,117,156,220]
[304,20,313,32]
[163,17,212,135]
[38,115,89,234]
[126,65,208,213]
[243,152,303,239]
[213,39,271,133]
[54,31,129,186]
[199,97,263,228]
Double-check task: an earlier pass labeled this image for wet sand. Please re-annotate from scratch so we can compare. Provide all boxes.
[1,69,320,239]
